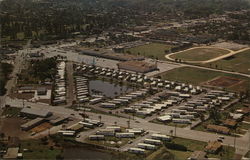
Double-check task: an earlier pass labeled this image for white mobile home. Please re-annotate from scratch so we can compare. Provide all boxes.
[144,139,162,145]
[137,143,156,150]
[128,148,145,154]
[151,134,171,141]
[115,133,135,138]
[106,126,121,132]
[172,118,191,124]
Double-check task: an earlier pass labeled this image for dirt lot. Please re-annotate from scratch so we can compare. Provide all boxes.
[0,118,30,139]
[211,42,248,51]
[205,76,244,88]
[10,93,34,100]
[31,122,52,133]
[169,47,230,61]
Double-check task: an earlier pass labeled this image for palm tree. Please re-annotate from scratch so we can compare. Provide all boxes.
[169,130,173,136]
[209,108,221,124]
[98,115,102,123]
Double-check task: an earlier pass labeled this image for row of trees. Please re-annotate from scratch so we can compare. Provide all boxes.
[0,63,13,95]
[1,0,249,42]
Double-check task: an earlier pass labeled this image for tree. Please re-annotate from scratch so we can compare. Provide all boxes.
[169,130,173,136]
[98,115,102,123]
[209,108,221,124]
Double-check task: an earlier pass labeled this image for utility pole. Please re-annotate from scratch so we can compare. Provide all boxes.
[233,128,236,149]
[175,124,177,137]
[127,117,130,129]
[22,99,25,108]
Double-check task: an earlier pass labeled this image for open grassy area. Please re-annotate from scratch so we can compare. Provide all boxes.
[169,47,229,61]
[146,146,173,160]
[166,137,235,160]
[2,107,21,117]
[203,49,250,74]
[124,43,174,60]
[20,139,61,159]
[85,136,133,148]
[158,67,250,93]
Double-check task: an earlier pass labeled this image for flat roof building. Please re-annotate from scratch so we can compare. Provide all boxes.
[20,108,52,118]
[21,118,45,131]
[3,147,19,159]
[117,60,157,73]
[206,124,230,135]
[205,141,222,154]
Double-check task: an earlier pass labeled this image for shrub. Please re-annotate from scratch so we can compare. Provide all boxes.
[164,142,187,151]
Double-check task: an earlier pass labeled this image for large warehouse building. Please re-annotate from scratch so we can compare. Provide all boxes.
[117,60,157,73]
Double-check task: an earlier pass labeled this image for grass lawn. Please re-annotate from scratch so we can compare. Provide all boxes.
[239,122,250,130]
[85,136,134,148]
[165,137,206,160]
[20,139,61,159]
[166,137,235,160]
[245,150,250,158]
[158,67,250,93]
[124,43,174,60]
[146,146,173,160]
[203,49,250,74]
[17,32,25,40]
[169,47,229,61]
[2,107,21,117]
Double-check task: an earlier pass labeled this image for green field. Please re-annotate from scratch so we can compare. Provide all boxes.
[204,49,250,74]
[20,139,61,159]
[169,48,229,61]
[158,67,250,92]
[166,137,235,160]
[2,107,21,117]
[125,43,174,60]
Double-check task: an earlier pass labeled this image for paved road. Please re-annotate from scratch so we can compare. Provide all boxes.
[66,61,75,105]
[0,40,31,110]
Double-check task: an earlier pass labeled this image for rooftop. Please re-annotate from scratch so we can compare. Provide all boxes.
[3,147,19,159]
[207,124,230,134]
[21,107,52,117]
[205,141,222,152]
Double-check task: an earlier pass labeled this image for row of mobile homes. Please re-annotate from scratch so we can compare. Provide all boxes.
[151,134,171,141]
[89,135,105,140]
[128,148,145,154]
[137,143,156,150]
[53,61,66,105]
[144,139,162,145]
[115,133,135,138]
